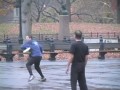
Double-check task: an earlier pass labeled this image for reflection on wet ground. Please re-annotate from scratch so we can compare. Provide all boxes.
[0,58,120,90]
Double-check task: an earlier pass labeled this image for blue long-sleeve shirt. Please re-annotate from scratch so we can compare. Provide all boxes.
[21,40,43,57]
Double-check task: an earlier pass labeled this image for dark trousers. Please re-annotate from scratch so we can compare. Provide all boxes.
[71,62,88,90]
[26,56,44,78]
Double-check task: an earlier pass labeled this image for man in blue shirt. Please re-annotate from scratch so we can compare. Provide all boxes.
[21,35,46,82]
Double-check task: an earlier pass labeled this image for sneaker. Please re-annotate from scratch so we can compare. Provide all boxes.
[28,75,35,82]
[41,77,46,82]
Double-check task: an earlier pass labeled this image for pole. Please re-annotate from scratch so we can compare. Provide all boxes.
[117,0,120,23]
[19,0,23,44]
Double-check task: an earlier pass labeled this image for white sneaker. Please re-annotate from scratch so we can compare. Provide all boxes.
[28,75,35,82]
[41,77,46,82]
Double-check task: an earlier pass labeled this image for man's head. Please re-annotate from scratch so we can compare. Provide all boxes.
[26,35,32,41]
[74,30,82,39]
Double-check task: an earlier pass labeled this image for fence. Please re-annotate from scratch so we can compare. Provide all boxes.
[0,32,119,42]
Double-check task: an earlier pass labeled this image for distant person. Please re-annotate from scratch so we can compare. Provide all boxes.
[66,30,89,90]
[21,35,46,82]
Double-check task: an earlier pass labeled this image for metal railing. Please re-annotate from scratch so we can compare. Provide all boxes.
[0,32,119,42]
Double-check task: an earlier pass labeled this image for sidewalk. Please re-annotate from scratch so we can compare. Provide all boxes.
[0,58,120,90]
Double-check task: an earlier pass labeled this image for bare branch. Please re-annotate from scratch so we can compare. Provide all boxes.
[32,0,48,22]
[71,0,76,3]
[71,12,95,22]
[2,0,15,4]
[42,11,59,22]
[49,6,60,14]
[56,0,63,5]
[31,14,37,20]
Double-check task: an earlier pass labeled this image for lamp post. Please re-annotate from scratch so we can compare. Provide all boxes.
[18,0,23,44]
[15,0,23,44]
[117,0,120,23]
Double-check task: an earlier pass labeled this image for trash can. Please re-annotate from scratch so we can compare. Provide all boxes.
[49,40,57,61]
[98,36,106,60]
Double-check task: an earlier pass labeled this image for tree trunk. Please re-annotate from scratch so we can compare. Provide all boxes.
[66,0,71,22]
[22,0,32,42]
[36,12,40,22]
[111,0,117,12]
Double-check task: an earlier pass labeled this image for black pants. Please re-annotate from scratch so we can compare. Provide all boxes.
[71,62,88,90]
[26,56,44,78]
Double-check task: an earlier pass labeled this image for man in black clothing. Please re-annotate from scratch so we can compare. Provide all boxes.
[66,30,89,90]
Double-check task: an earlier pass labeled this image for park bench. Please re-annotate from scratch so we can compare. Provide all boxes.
[1,39,120,61]
[0,43,15,62]
[38,40,120,60]
[1,34,120,61]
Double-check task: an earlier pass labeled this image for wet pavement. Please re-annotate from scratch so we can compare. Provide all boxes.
[0,58,120,90]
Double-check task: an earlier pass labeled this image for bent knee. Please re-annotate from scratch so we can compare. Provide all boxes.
[34,65,40,69]
[26,63,30,67]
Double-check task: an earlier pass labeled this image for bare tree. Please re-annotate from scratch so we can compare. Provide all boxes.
[0,0,15,23]
[31,0,50,22]
[66,0,76,22]
[70,0,115,23]
[30,0,116,23]
[31,0,77,22]
[31,0,60,22]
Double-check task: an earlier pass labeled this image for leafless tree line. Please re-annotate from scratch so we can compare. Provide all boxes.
[0,0,118,23]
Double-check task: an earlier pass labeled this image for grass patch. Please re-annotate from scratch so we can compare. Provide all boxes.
[0,23,14,35]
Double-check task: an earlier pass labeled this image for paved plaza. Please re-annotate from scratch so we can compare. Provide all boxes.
[0,58,120,90]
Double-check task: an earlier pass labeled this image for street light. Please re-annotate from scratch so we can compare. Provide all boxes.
[18,0,23,44]
[15,0,23,44]
[117,0,120,23]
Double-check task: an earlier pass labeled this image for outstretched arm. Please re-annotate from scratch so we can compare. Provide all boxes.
[21,42,30,50]
[23,47,31,53]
